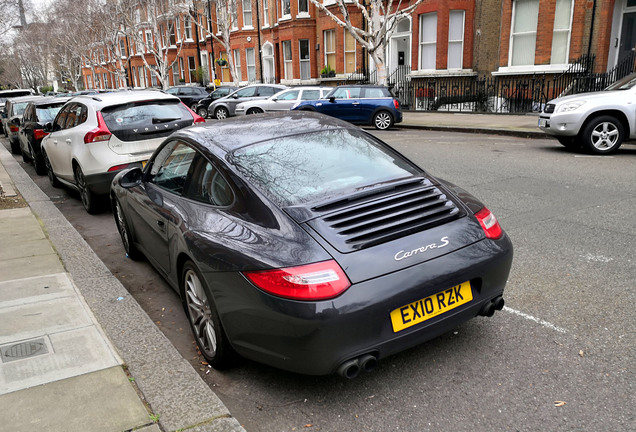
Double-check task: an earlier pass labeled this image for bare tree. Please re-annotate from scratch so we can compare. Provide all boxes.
[309,0,425,86]
[121,0,189,90]
[191,0,240,85]
[13,21,53,90]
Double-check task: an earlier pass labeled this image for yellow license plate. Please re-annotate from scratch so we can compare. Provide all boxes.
[390,281,473,332]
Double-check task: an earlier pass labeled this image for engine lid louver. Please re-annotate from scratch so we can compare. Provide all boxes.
[306,180,465,253]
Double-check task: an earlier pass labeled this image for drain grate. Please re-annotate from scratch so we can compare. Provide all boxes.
[0,338,49,363]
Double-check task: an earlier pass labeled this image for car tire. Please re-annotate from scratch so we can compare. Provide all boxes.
[181,260,235,368]
[246,107,264,115]
[43,150,61,188]
[214,106,229,120]
[556,136,581,150]
[197,107,208,118]
[74,164,100,214]
[373,110,394,130]
[21,146,32,163]
[10,138,21,155]
[113,197,142,260]
[580,115,624,155]
[32,144,46,176]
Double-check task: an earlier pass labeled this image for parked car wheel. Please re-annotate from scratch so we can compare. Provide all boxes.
[246,107,264,115]
[214,107,229,120]
[10,139,21,155]
[197,107,208,118]
[373,110,394,130]
[557,136,581,150]
[113,198,142,260]
[31,144,46,176]
[74,164,100,214]
[181,261,234,368]
[43,150,61,187]
[580,115,624,154]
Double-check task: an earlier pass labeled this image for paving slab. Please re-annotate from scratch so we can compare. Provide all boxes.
[0,366,152,432]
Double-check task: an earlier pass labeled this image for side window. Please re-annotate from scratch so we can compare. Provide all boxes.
[277,90,299,101]
[302,90,321,100]
[183,154,234,206]
[331,88,350,99]
[235,87,257,98]
[258,86,280,97]
[364,88,386,98]
[53,105,71,131]
[166,88,179,95]
[149,141,196,195]
[65,104,86,129]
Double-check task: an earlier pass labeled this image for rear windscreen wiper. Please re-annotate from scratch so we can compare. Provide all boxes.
[152,117,179,124]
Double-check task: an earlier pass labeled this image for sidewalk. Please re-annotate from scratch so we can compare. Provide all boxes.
[0,112,540,432]
[0,143,245,432]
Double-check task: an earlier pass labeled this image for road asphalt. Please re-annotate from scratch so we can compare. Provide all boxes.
[0,111,542,432]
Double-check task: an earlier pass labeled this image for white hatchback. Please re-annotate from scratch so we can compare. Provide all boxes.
[41,90,204,213]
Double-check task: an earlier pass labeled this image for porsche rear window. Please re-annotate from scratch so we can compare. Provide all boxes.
[229,129,419,206]
[101,100,193,142]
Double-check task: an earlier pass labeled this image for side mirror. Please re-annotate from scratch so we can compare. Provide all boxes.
[232,94,239,99]
[118,167,143,189]
[329,96,336,103]
[43,122,53,132]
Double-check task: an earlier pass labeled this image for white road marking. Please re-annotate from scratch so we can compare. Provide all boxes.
[503,306,567,333]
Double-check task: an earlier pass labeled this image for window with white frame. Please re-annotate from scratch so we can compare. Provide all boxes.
[185,16,192,40]
[145,30,153,52]
[299,39,310,80]
[263,0,270,26]
[188,56,196,82]
[119,39,126,57]
[232,2,239,29]
[282,40,293,80]
[510,0,539,66]
[281,0,291,18]
[447,10,464,69]
[176,18,182,41]
[246,48,256,81]
[344,31,356,73]
[169,21,176,45]
[298,0,308,15]
[137,31,144,54]
[243,0,253,27]
[179,57,185,81]
[87,75,93,89]
[263,43,274,82]
[233,49,242,79]
[150,66,158,87]
[551,0,573,64]
[324,29,336,71]
[172,64,179,85]
[419,13,437,70]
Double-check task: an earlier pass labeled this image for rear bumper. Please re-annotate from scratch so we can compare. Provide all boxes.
[208,234,513,375]
[85,161,145,195]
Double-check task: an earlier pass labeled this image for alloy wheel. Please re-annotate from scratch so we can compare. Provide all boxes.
[184,268,218,359]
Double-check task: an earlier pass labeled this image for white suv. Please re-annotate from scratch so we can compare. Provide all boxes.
[41,90,204,213]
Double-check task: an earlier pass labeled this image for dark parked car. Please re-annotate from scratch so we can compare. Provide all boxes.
[194,86,238,118]
[3,95,43,154]
[18,96,70,174]
[110,111,513,377]
[165,86,209,110]
[292,85,403,130]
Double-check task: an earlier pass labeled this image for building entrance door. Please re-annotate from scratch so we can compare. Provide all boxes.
[618,12,636,63]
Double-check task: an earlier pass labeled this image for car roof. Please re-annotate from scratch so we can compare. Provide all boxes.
[28,96,71,106]
[7,95,44,103]
[175,111,359,154]
[68,90,180,109]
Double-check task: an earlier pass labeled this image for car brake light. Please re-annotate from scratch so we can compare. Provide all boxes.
[393,99,400,110]
[9,124,19,133]
[108,164,130,172]
[244,260,351,301]
[33,129,49,140]
[84,112,112,143]
[475,207,503,239]
[183,102,206,124]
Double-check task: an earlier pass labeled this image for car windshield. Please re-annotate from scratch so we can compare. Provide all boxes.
[229,129,420,206]
[12,102,30,116]
[605,73,636,91]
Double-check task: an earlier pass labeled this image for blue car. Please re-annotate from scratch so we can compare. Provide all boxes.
[292,85,402,130]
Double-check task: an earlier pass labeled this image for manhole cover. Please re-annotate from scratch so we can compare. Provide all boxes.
[0,338,49,363]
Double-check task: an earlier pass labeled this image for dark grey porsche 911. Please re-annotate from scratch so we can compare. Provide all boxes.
[110,111,513,377]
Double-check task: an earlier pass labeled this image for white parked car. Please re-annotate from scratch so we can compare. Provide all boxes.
[235,86,331,115]
[41,90,204,213]
[538,72,636,154]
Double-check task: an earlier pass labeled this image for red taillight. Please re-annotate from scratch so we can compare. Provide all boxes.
[393,99,400,110]
[9,124,19,133]
[475,207,503,240]
[108,164,130,172]
[244,260,351,301]
[183,103,206,124]
[84,112,112,143]
[33,129,49,140]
